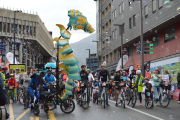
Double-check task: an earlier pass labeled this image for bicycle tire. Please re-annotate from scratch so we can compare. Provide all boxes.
[131,91,137,108]
[60,98,75,114]
[145,99,153,109]
[103,93,105,109]
[127,91,132,105]
[113,87,116,100]
[81,93,89,109]
[18,92,24,105]
[122,94,125,108]
[159,92,170,108]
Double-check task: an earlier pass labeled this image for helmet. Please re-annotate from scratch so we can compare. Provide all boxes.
[136,70,141,75]
[3,66,8,70]
[110,68,115,71]
[116,70,120,73]
[97,68,101,71]
[16,68,19,70]
[133,75,136,77]
[10,74,15,77]
[155,68,160,71]
[87,69,91,72]
[81,65,86,68]
[101,64,105,67]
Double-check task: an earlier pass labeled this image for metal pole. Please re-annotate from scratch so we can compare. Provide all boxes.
[56,41,59,105]
[13,11,16,64]
[140,0,144,76]
[120,26,123,70]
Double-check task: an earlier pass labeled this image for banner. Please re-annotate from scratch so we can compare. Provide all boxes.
[128,66,134,77]
[9,64,26,73]
[116,55,129,71]
[134,63,139,71]
[6,52,19,64]
[145,61,150,78]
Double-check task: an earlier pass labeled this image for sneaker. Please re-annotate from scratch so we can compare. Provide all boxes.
[115,103,118,106]
[106,103,110,106]
[30,105,34,111]
[89,103,91,107]
[24,105,27,109]
[139,103,142,106]
[178,101,180,104]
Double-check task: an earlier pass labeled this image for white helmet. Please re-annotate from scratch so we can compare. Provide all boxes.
[136,70,141,75]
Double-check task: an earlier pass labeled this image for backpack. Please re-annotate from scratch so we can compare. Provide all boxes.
[0,106,9,120]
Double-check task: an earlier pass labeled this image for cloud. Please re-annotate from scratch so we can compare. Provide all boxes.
[1,0,96,43]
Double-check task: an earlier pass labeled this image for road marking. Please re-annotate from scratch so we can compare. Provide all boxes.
[16,108,29,120]
[48,110,56,120]
[9,103,14,120]
[35,117,39,120]
[109,100,164,120]
[30,117,34,120]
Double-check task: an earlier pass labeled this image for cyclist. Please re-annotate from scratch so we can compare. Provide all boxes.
[87,69,94,99]
[42,69,55,92]
[98,64,111,106]
[133,70,145,106]
[6,74,18,102]
[149,68,162,106]
[108,68,115,99]
[22,67,32,109]
[144,78,153,104]
[0,65,7,106]
[80,65,91,106]
[28,73,41,111]
[114,70,123,106]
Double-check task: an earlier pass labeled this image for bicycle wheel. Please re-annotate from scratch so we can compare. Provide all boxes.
[126,88,131,102]
[122,94,125,108]
[81,93,89,109]
[113,87,116,100]
[159,92,170,108]
[48,101,56,110]
[145,99,153,109]
[127,91,132,105]
[131,91,137,108]
[103,93,106,109]
[60,98,75,114]
[18,92,24,105]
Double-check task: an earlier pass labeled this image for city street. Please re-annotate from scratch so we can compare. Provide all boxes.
[6,95,180,120]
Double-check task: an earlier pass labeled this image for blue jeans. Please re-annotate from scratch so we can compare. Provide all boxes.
[28,87,39,103]
[98,82,108,104]
[153,86,161,102]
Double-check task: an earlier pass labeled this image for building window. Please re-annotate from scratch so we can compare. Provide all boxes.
[3,22,6,32]
[128,46,134,56]
[158,0,163,8]
[115,29,117,39]
[144,5,148,17]
[27,60,30,66]
[122,2,124,11]
[129,18,132,29]
[102,26,105,34]
[129,0,133,5]
[119,4,122,14]
[122,23,125,34]
[112,31,115,39]
[133,14,136,26]
[34,27,36,36]
[102,11,104,19]
[151,34,160,47]
[164,26,175,43]
[0,22,2,32]
[153,0,157,12]
[7,23,10,33]
[114,9,117,19]
[114,51,117,60]
[19,25,21,34]
[112,11,114,20]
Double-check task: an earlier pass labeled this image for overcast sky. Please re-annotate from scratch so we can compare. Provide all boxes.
[1,0,96,43]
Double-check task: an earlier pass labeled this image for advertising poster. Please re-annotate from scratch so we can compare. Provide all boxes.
[9,64,26,73]
[145,61,150,79]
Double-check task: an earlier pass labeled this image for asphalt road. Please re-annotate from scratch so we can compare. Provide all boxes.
[5,94,180,120]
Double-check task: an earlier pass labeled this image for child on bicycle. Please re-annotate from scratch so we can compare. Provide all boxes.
[6,74,17,101]
[144,78,153,103]
[93,75,99,103]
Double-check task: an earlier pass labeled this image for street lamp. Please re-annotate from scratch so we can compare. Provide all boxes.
[114,24,124,70]
[86,49,90,70]
[92,40,99,67]
[134,0,144,76]
[13,10,22,64]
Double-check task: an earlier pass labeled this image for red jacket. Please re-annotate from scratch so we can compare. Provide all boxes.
[7,78,17,87]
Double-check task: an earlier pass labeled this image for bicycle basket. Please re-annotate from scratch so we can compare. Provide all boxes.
[9,86,14,90]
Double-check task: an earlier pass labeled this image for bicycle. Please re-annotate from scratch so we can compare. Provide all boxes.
[127,86,137,108]
[18,84,24,104]
[99,81,108,109]
[79,82,90,109]
[145,91,154,109]
[93,86,99,104]
[154,82,170,108]
[7,86,15,104]
[116,81,126,108]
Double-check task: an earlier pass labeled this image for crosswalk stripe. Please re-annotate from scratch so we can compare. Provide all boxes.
[48,110,56,120]
[35,117,39,120]
[9,103,14,120]
[30,117,34,120]
[15,108,29,120]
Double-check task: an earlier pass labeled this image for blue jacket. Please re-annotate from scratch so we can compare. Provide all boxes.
[43,74,55,88]
[29,74,40,88]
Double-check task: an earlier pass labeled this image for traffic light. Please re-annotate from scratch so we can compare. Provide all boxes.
[136,42,154,54]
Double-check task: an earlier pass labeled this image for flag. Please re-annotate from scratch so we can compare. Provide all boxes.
[145,61,150,78]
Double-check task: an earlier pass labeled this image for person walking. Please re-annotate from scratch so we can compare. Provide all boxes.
[163,70,172,99]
